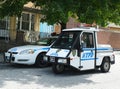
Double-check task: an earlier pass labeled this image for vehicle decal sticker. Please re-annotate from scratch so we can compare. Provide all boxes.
[34,47,50,51]
[10,47,17,52]
[72,50,76,56]
[81,58,98,61]
[50,52,58,56]
[82,51,94,58]
[81,51,98,61]
[47,49,70,57]
[82,48,112,51]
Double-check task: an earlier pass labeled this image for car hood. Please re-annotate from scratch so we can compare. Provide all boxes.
[8,45,50,53]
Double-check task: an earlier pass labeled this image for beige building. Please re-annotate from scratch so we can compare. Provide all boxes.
[0,2,40,42]
[0,2,61,43]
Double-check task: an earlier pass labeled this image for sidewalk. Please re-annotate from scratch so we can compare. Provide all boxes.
[0,53,5,63]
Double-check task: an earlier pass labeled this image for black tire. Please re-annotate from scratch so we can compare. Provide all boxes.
[35,53,49,68]
[101,58,110,73]
[52,64,65,74]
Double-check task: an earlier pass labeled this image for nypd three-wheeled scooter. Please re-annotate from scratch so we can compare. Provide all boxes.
[46,27,115,74]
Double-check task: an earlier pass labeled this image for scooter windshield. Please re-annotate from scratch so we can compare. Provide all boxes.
[52,31,80,49]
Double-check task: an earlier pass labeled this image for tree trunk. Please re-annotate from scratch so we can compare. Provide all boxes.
[60,22,66,30]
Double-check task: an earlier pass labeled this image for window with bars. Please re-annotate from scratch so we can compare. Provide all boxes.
[0,17,9,37]
[17,13,35,31]
[0,17,9,30]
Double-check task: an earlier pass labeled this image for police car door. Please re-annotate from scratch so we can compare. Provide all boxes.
[80,32,95,70]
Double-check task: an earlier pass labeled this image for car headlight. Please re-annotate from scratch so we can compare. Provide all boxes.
[19,49,35,55]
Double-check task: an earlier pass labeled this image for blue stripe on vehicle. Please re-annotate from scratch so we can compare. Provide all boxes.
[81,58,98,61]
[41,48,50,50]
[82,48,112,51]
[34,48,50,51]
[10,47,17,51]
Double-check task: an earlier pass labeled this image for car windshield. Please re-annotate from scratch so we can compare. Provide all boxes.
[35,37,57,46]
[52,31,80,49]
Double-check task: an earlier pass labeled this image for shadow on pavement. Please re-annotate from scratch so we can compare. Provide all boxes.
[0,62,103,89]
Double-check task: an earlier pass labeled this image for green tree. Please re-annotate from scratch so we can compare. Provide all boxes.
[0,0,29,18]
[0,0,120,27]
[75,0,120,26]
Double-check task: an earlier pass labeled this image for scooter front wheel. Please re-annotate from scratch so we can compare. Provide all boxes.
[52,64,65,74]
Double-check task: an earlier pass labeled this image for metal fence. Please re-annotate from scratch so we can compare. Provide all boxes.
[0,29,9,42]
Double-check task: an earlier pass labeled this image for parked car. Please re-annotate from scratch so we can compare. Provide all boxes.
[5,37,57,67]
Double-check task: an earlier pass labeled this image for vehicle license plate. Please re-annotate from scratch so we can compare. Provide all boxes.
[5,53,11,61]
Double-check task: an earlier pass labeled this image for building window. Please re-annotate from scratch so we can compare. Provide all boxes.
[0,17,9,38]
[17,13,35,31]
[0,17,9,30]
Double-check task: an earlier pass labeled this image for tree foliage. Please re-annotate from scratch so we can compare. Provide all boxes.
[0,0,29,17]
[75,0,120,26]
[0,0,120,26]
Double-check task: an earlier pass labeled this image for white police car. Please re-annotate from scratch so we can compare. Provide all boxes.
[5,37,57,67]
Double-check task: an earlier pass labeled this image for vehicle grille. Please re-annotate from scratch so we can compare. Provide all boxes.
[8,51,18,54]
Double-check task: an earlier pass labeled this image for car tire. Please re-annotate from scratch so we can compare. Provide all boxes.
[52,64,65,74]
[100,58,110,73]
[35,53,49,68]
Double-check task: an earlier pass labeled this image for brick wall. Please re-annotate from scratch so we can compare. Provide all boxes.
[97,31,120,49]
[66,18,120,49]
[97,31,111,44]
[66,18,80,28]
[109,32,120,49]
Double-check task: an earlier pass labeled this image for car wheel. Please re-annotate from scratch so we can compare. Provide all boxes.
[100,58,110,73]
[35,53,49,68]
[52,64,65,74]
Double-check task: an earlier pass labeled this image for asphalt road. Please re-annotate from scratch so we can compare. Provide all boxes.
[0,51,120,89]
